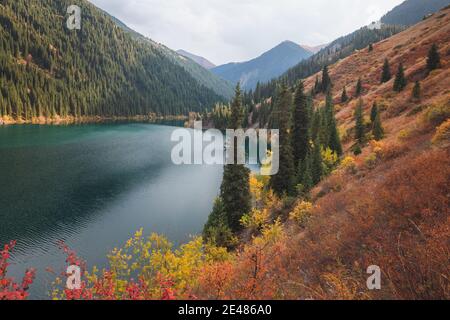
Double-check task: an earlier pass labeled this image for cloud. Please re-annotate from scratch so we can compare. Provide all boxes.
[89,0,404,65]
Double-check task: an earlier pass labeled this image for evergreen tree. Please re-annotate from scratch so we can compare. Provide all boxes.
[292,81,310,168]
[370,101,378,123]
[314,76,321,95]
[311,139,323,185]
[325,90,343,156]
[341,86,348,103]
[355,98,365,144]
[393,63,407,92]
[426,44,440,72]
[355,78,363,97]
[412,81,421,100]
[220,84,251,233]
[381,58,392,83]
[372,113,384,141]
[270,84,296,196]
[321,66,332,93]
[203,198,234,248]
[298,154,313,192]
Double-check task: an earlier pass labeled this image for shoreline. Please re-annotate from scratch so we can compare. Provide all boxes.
[0,114,188,126]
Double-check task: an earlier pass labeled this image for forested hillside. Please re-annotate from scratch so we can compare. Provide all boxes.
[381,0,450,26]
[250,24,406,102]
[107,14,233,99]
[0,0,226,123]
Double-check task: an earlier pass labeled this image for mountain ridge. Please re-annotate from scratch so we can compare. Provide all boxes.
[211,40,313,90]
[176,49,216,70]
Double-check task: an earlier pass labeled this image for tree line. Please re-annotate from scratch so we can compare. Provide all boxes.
[0,0,224,120]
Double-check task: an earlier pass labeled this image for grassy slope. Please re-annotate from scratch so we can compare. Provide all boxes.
[196,8,450,300]
[281,7,449,299]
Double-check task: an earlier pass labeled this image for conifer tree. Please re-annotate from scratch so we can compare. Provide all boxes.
[412,81,421,100]
[393,63,407,92]
[270,84,296,196]
[427,44,440,72]
[355,98,365,144]
[292,81,310,168]
[355,78,363,97]
[341,86,348,103]
[381,59,392,83]
[321,66,332,93]
[311,139,323,185]
[370,101,378,123]
[298,154,313,192]
[325,90,343,156]
[220,84,251,233]
[372,113,384,141]
[203,198,234,247]
[314,76,321,95]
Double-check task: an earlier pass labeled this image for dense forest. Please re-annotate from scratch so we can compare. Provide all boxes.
[0,0,227,121]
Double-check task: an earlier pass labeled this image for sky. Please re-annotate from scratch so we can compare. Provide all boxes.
[89,0,405,65]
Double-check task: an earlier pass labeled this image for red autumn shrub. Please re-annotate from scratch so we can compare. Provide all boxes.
[0,241,36,300]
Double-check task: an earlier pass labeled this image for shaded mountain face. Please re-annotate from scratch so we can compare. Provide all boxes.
[105,13,233,99]
[381,0,450,26]
[0,0,231,122]
[176,50,216,70]
[211,41,313,90]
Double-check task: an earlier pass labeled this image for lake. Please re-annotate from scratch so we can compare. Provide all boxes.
[0,123,224,299]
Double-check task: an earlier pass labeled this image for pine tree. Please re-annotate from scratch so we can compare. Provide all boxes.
[355,78,363,97]
[220,84,251,233]
[270,84,296,196]
[321,66,332,93]
[427,44,440,72]
[393,63,407,92]
[412,81,421,100]
[381,59,391,83]
[370,101,378,123]
[325,90,343,156]
[311,139,323,185]
[203,198,234,247]
[314,76,321,95]
[299,154,313,191]
[355,98,365,144]
[341,86,348,103]
[372,113,384,141]
[292,81,310,168]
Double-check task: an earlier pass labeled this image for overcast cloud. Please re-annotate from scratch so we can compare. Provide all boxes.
[88,0,404,65]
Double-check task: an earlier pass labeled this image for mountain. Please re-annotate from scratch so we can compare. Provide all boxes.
[176,50,216,70]
[300,44,327,54]
[251,24,406,101]
[0,0,229,123]
[211,41,313,90]
[104,12,233,99]
[381,0,450,26]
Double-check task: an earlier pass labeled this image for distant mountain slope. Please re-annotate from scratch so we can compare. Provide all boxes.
[381,0,450,26]
[300,44,327,54]
[251,24,406,101]
[0,0,227,122]
[106,14,233,99]
[177,50,216,70]
[211,41,313,90]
